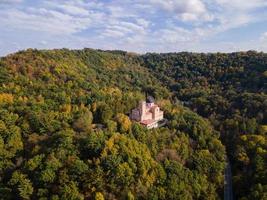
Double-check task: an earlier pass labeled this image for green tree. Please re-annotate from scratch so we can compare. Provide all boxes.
[8,171,33,199]
[115,113,132,133]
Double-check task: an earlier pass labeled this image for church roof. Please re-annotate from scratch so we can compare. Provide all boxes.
[140,119,156,125]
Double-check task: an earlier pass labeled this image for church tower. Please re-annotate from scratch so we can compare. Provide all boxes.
[139,101,146,121]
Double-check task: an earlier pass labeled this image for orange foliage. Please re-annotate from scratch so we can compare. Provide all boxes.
[0,93,14,104]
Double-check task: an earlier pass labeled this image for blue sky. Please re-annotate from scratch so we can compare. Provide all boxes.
[1,0,267,56]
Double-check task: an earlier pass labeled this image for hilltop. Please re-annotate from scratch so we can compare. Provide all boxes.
[0,48,266,199]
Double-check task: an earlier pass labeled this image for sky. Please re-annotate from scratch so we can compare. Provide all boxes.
[1,0,267,56]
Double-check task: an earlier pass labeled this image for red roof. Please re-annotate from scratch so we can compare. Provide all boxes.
[140,119,156,125]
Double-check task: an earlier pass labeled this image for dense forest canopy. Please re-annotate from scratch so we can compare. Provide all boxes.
[0,48,266,199]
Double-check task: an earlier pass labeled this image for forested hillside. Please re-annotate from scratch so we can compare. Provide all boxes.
[0,48,266,199]
[141,52,267,199]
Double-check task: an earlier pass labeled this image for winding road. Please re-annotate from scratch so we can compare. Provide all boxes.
[224,160,234,200]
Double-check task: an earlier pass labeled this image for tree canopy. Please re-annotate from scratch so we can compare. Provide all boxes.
[0,48,266,199]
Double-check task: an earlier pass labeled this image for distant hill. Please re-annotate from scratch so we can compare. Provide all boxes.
[0,48,266,199]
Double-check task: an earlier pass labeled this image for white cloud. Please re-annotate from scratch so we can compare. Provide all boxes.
[55,4,90,16]
[260,32,267,41]
[39,40,48,45]
[155,27,193,43]
[148,0,212,22]
[0,0,23,4]
[149,0,206,13]
[102,29,125,38]
[1,0,267,55]
[0,8,92,35]
[136,18,150,28]
[107,5,137,19]
[215,0,267,10]
[101,20,147,39]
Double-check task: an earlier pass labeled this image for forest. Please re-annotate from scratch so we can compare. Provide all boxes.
[0,48,266,200]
